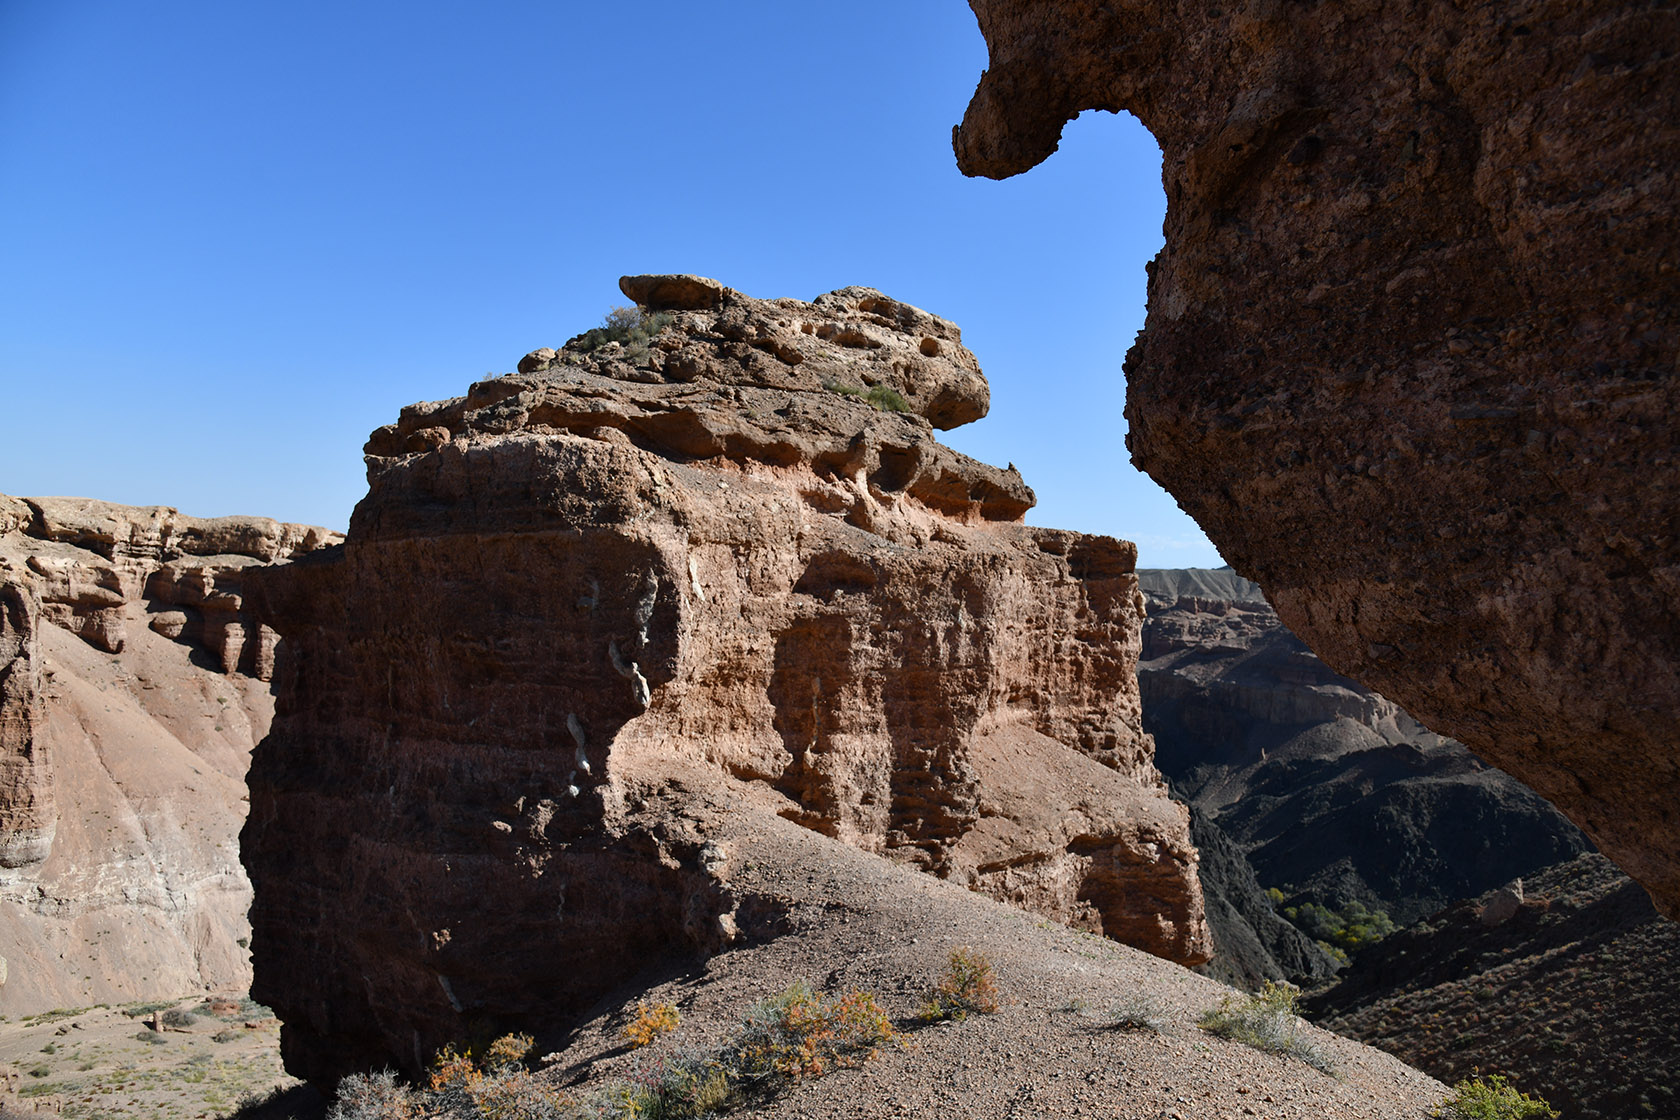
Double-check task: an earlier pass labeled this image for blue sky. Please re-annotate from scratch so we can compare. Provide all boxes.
[0,1,1223,568]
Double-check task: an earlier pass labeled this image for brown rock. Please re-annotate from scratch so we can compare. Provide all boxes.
[0,496,340,1015]
[618,272,726,311]
[243,280,1208,1085]
[955,0,1680,917]
[512,281,989,430]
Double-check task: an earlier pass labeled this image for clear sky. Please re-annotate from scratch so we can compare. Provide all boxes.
[0,1,1223,568]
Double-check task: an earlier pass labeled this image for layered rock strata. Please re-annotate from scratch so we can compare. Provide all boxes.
[0,495,339,1013]
[1135,568,1590,987]
[956,0,1680,917]
[243,277,1209,1084]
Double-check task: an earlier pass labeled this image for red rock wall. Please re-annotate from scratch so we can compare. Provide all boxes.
[955,0,1680,917]
[0,496,339,1014]
[244,280,1209,1084]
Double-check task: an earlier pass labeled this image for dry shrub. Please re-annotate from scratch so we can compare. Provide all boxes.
[732,983,899,1083]
[624,1001,681,1048]
[327,1069,416,1120]
[920,945,1000,1021]
[1198,981,1335,1075]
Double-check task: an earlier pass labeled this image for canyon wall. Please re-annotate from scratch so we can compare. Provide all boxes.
[0,496,338,1014]
[956,0,1680,917]
[1135,568,1590,988]
[243,276,1209,1084]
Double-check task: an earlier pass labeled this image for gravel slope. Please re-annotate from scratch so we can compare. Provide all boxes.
[530,774,1446,1120]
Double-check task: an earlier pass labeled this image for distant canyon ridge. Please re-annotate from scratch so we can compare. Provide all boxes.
[0,496,339,1014]
[956,0,1680,917]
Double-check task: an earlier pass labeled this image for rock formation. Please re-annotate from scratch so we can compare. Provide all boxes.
[243,276,1209,1084]
[0,496,339,1014]
[1135,568,1591,987]
[955,0,1680,918]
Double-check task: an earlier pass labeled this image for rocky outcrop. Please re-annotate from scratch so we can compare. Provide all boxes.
[955,0,1680,918]
[243,277,1209,1085]
[0,496,339,1014]
[1136,569,1590,981]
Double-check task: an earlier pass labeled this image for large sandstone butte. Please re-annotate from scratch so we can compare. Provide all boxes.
[243,276,1209,1083]
[955,0,1680,917]
[0,495,338,1013]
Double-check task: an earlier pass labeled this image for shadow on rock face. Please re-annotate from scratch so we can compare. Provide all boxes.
[956,0,1680,918]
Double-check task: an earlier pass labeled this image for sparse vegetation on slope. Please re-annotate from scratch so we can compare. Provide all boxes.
[918,946,1001,1022]
[327,983,902,1120]
[1308,854,1680,1120]
[1198,981,1335,1075]
[567,305,675,360]
[1436,1073,1559,1120]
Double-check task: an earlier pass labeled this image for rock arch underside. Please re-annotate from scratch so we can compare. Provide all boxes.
[955,0,1679,918]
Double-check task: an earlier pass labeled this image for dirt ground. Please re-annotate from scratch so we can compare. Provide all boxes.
[0,993,296,1120]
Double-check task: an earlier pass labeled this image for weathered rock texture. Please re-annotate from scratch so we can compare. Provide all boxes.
[956,0,1680,918]
[0,496,339,1014]
[1135,568,1591,988]
[243,277,1209,1084]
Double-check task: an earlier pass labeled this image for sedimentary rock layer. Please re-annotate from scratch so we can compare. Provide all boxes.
[956,0,1680,917]
[243,277,1209,1084]
[0,496,339,1014]
[1135,568,1590,988]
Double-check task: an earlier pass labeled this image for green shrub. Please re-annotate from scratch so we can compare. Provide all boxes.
[822,381,913,413]
[1198,981,1335,1074]
[730,983,899,1083]
[864,385,910,412]
[1282,898,1396,953]
[623,1050,734,1120]
[919,946,1000,1022]
[1436,1074,1559,1119]
[570,305,674,359]
[161,1008,197,1028]
[133,1029,167,1045]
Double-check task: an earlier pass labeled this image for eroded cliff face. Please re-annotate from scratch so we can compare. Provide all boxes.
[1136,568,1591,991]
[0,496,339,1014]
[244,276,1209,1084]
[956,0,1680,917]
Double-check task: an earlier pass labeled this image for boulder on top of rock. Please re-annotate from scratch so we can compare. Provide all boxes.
[618,272,726,311]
